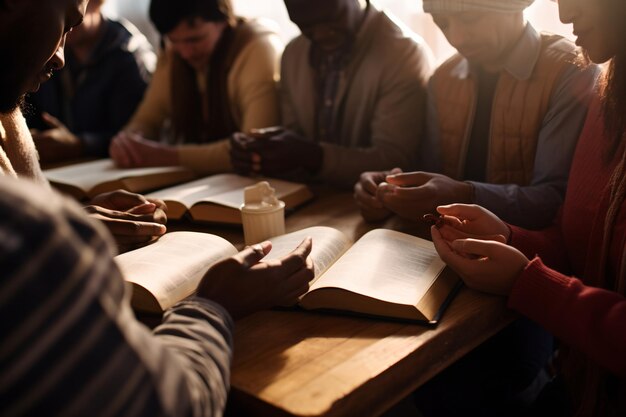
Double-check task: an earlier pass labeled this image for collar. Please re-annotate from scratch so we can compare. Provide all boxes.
[450,22,541,81]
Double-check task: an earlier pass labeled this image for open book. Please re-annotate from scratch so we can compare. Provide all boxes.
[146,174,313,224]
[116,227,459,324]
[44,159,195,200]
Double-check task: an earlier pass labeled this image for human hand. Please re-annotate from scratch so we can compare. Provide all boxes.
[377,171,473,221]
[31,113,83,163]
[197,237,315,320]
[89,189,168,224]
[230,129,322,177]
[84,204,167,252]
[87,190,167,251]
[109,131,178,168]
[229,132,258,175]
[431,226,528,296]
[436,204,510,242]
[353,168,402,222]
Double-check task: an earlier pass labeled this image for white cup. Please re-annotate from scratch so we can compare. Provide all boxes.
[240,200,286,246]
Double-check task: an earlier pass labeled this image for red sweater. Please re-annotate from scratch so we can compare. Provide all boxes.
[507,96,626,386]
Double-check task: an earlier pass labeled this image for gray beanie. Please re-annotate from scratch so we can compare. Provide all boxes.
[423,0,535,13]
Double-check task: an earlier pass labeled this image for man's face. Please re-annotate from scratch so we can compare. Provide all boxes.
[284,0,358,53]
[0,0,87,113]
[431,11,523,69]
[66,0,102,48]
[166,17,225,71]
[558,0,622,63]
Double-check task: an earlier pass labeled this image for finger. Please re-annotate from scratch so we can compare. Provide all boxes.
[42,112,63,128]
[437,224,472,242]
[229,146,254,174]
[230,144,252,161]
[109,138,131,167]
[88,204,156,223]
[440,214,464,228]
[375,181,398,201]
[450,238,503,259]
[147,198,168,212]
[115,136,143,167]
[234,241,272,269]
[272,237,313,276]
[354,183,384,209]
[359,172,383,195]
[104,218,167,237]
[389,167,403,175]
[281,257,315,293]
[124,137,146,166]
[388,184,431,200]
[127,202,157,215]
[431,226,461,261]
[385,171,432,187]
[230,132,252,150]
[107,190,149,209]
[244,138,272,152]
[436,204,484,220]
[431,227,476,267]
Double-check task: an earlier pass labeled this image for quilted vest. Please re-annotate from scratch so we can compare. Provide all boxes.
[432,33,579,184]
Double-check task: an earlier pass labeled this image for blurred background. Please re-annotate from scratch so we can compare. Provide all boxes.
[102,0,571,65]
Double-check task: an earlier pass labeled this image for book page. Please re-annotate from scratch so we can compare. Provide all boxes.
[147,174,255,209]
[44,159,189,192]
[262,226,351,285]
[148,173,309,210]
[311,229,445,306]
[115,232,238,309]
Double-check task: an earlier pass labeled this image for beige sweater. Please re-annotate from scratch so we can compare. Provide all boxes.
[0,109,49,186]
[126,19,283,175]
[280,7,434,187]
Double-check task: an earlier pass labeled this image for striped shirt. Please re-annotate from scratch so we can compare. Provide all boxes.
[0,176,233,417]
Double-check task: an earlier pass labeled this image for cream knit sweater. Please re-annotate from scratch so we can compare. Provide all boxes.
[0,108,49,186]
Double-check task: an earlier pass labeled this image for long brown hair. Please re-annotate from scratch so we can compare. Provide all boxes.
[600,0,626,156]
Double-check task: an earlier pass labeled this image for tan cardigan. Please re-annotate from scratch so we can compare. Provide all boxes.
[0,109,49,186]
[433,33,580,185]
[126,19,283,175]
[280,7,434,187]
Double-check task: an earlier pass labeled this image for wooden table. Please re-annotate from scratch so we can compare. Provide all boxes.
[174,187,515,417]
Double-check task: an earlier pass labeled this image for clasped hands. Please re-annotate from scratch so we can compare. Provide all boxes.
[354,169,474,222]
[109,131,178,168]
[229,127,323,177]
[86,190,168,252]
[430,204,530,297]
[355,170,529,296]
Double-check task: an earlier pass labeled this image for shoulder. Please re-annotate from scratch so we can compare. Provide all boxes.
[537,32,600,91]
[236,18,284,56]
[537,32,586,74]
[104,18,156,72]
[367,9,430,57]
[433,53,465,78]
[283,34,309,60]
[539,32,579,59]
[107,18,154,54]
[359,9,434,80]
